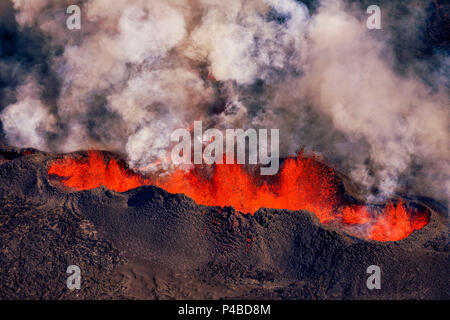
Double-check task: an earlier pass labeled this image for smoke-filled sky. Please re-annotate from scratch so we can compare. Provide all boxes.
[0,0,449,204]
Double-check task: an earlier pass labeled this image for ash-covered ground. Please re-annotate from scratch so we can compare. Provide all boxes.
[0,148,448,299]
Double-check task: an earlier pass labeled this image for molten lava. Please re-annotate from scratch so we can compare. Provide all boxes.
[48,151,429,241]
[48,151,147,192]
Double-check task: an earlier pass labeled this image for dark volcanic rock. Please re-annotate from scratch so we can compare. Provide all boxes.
[0,150,448,299]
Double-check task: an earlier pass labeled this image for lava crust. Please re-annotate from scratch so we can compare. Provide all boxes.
[0,148,448,299]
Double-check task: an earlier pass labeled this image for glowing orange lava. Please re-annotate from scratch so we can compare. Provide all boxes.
[48,151,429,241]
[48,151,148,192]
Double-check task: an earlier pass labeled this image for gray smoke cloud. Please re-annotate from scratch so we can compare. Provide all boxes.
[1,0,449,205]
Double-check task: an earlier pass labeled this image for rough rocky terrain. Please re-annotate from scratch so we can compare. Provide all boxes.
[0,148,448,299]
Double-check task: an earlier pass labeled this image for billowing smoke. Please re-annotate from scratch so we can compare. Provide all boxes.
[0,0,449,205]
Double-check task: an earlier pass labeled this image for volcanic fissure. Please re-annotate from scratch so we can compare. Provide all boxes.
[48,151,429,242]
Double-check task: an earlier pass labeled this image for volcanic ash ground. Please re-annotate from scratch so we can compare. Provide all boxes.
[0,148,448,299]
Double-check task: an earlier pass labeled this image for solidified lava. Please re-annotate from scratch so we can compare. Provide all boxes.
[0,148,447,299]
[48,150,429,241]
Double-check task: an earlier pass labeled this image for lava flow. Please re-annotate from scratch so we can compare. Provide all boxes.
[48,151,429,241]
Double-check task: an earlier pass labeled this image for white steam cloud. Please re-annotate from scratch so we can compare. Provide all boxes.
[1,0,449,204]
[1,79,56,150]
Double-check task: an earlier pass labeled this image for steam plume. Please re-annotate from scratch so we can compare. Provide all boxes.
[1,0,448,205]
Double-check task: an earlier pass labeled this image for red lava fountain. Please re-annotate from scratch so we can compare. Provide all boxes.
[48,151,429,241]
